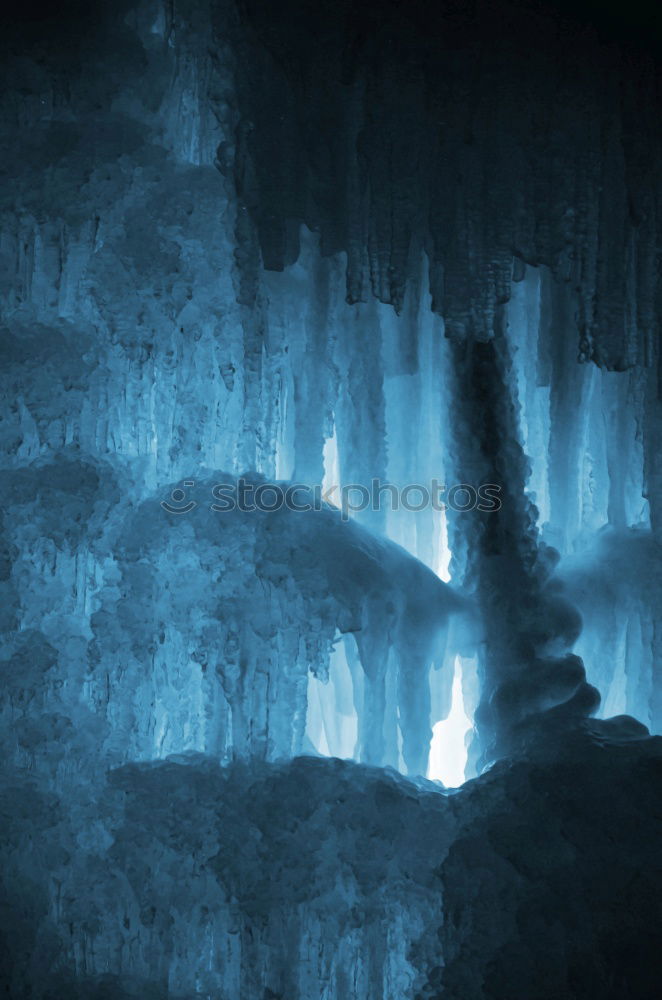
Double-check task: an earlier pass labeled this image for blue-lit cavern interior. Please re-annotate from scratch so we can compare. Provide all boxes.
[1,0,661,997]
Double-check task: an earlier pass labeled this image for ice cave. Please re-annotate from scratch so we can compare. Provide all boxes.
[1,0,661,997]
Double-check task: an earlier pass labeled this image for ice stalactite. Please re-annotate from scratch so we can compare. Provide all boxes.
[224,0,661,370]
[252,231,473,775]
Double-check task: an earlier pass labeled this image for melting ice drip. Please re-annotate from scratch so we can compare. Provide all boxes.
[306,637,359,761]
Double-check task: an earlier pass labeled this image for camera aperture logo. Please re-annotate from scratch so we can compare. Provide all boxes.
[161,479,501,521]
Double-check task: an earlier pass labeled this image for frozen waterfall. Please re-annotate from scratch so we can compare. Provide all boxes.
[1,1,661,998]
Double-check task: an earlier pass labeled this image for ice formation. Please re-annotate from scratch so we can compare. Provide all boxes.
[1,0,661,997]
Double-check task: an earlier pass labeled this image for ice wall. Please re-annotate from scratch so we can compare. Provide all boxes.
[506,267,662,732]
[0,0,474,787]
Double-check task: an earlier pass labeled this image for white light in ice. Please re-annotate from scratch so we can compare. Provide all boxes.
[427,656,472,787]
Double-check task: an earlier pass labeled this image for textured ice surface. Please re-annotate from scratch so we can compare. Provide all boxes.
[1,736,661,999]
